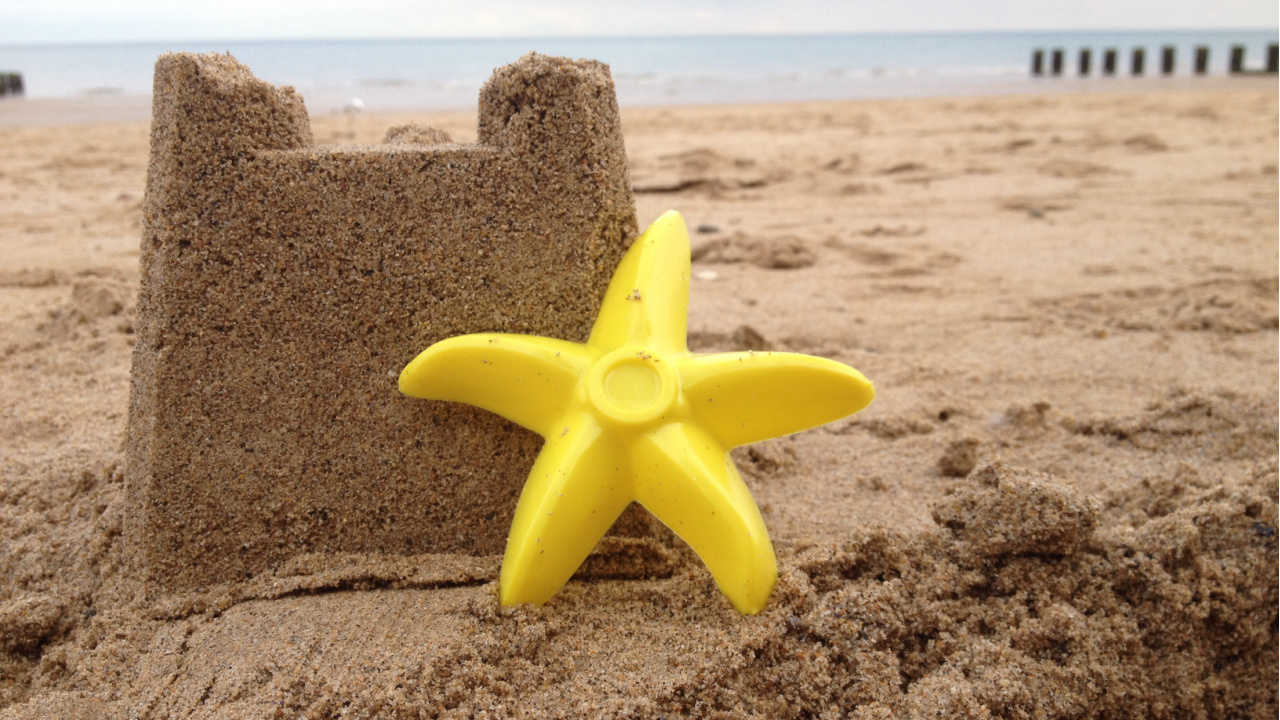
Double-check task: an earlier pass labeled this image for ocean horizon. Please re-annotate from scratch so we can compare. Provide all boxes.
[1,29,1276,115]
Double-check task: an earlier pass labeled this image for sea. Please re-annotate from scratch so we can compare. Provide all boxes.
[1,29,1276,115]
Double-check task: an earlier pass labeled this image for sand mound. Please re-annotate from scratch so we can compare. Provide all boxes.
[8,462,1271,718]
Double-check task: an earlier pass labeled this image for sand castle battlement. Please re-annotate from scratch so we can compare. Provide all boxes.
[126,52,638,589]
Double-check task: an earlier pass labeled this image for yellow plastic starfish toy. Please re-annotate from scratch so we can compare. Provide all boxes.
[399,211,875,614]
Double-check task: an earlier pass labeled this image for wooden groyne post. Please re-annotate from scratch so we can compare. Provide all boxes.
[1131,47,1146,76]
[1194,46,1210,75]
[0,72,23,97]
[1231,45,1247,73]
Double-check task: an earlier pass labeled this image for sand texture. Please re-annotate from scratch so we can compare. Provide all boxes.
[128,53,639,590]
[1,69,1277,718]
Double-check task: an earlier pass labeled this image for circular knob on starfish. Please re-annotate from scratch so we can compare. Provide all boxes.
[586,347,679,426]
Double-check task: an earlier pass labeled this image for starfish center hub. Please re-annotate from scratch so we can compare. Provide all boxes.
[605,362,660,407]
[587,346,678,425]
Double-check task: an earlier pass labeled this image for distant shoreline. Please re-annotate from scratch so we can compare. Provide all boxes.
[0,74,1273,128]
[2,29,1275,114]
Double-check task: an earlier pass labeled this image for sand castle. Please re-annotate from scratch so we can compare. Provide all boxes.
[126,52,638,589]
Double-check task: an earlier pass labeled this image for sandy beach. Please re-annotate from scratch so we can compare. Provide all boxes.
[1,72,1276,718]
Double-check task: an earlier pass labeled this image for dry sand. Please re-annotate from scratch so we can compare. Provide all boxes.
[1,76,1277,718]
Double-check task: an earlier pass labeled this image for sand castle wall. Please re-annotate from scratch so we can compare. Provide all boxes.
[126,52,638,589]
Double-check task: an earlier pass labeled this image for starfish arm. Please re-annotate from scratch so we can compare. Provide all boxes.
[399,334,596,439]
[631,422,777,614]
[677,351,875,449]
[588,210,691,354]
[500,411,632,607]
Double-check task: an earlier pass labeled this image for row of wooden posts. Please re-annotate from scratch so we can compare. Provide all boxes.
[1033,43,1279,77]
[0,72,23,97]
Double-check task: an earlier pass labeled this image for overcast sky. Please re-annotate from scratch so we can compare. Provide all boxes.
[2,0,1276,45]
